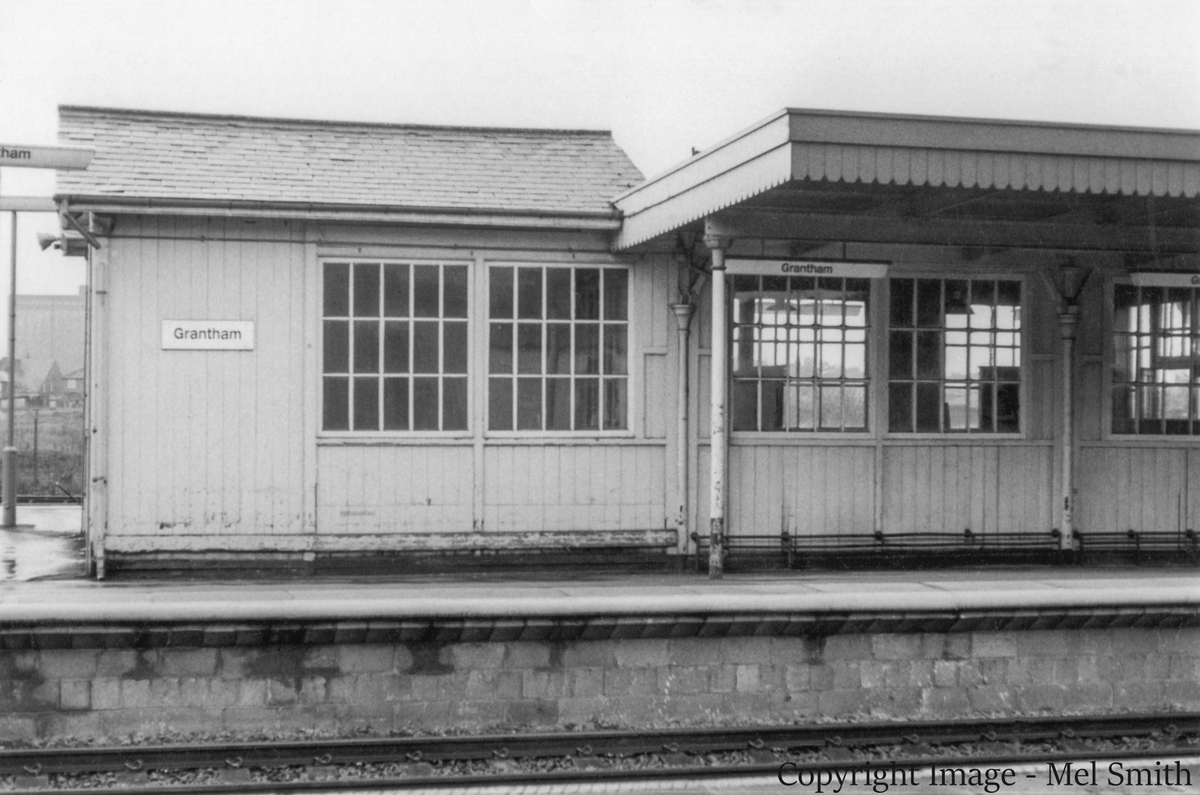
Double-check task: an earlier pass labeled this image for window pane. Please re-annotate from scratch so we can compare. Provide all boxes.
[916,279,941,327]
[413,266,439,318]
[490,323,513,374]
[575,324,599,374]
[383,322,408,373]
[945,346,967,380]
[732,380,758,431]
[915,382,940,432]
[890,278,913,327]
[353,321,379,374]
[443,378,468,431]
[1113,284,1138,333]
[518,267,542,319]
[945,385,968,430]
[546,323,571,375]
[517,377,542,430]
[844,342,866,379]
[575,269,600,320]
[888,382,912,432]
[733,326,757,376]
[819,385,842,430]
[546,377,571,430]
[603,379,627,430]
[819,340,843,379]
[818,278,843,325]
[760,379,783,431]
[323,377,349,431]
[413,377,439,430]
[546,269,571,319]
[443,266,468,318]
[789,382,816,430]
[444,322,468,374]
[944,280,970,328]
[323,320,349,373]
[575,378,599,430]
[1111,385,1136,434]
[383,264,409,317]
[844,385,866,429]
[383,377,408,430]
[517,323,542,374]
[997,281,1021,328]
[384,321,412,374]
[489,378,513,431]
[996,383,1020,432]
[604,269,628,320]
[844,279,868,326]
[353,263,379,317]
[889,330,912,379]
[324,263,350,316]
[916,331,941,379]
[413,321,439,373]
[603,325,627,375]
[490,267,513,319]
[353,377,379,430]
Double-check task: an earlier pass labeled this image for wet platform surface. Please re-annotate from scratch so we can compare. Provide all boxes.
[0,504,84,582]
[0,506,1195,623]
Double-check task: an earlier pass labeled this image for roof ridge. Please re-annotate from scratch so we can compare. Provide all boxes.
[58,105,617,138]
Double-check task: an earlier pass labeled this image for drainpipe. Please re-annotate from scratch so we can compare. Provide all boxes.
[670,302,694,551]
[704,233,730,578]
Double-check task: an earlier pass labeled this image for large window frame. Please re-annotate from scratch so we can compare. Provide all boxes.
[320,259,471,436]
[729,274,873,435]
[885,275,1024,437]
[1110,279,1200,437]
[486,263,631,436]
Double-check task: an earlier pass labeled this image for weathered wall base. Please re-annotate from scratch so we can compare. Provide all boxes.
[3,627,1198,741]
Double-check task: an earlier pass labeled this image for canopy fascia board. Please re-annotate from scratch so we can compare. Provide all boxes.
[706,208,1200,256]
[614,108,1200,250]
[54,197,622,231]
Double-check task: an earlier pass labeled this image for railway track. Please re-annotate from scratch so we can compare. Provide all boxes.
[3,712,1197,793]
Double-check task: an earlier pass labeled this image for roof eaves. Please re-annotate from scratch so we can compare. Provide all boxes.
[55,195,624,230]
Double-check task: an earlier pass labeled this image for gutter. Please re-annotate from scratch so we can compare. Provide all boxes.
[53,196,625,231]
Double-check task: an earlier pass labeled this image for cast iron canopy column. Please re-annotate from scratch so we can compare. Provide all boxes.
[704,229,731,578]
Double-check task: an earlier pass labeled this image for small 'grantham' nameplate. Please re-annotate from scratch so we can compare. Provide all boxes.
[162,320,254,350]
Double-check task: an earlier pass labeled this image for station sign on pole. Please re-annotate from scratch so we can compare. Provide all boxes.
[0,143,94,527]
[0,145,93,170]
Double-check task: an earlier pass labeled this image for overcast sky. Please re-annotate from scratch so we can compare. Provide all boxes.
[1,0,1198,299]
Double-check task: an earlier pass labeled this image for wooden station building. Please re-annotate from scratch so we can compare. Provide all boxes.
[54,106,1200,576]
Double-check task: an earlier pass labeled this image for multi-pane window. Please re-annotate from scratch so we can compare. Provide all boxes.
[888,278,1021,433]
[322,262,468,432]
[1112,284,1200,435]
[488,265,628,431]
[731,276,870,432]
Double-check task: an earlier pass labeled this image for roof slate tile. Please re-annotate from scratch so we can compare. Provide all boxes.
[57,107,643,216]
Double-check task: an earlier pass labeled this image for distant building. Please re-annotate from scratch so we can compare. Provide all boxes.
[16,288,85,376]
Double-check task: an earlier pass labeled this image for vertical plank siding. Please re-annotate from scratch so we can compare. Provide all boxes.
[106,218,308,540]
[727,446,876,537]
[316,445,475,534]
[1079,447,1190,535]
[482,445,667,532]
[878,445,1052,535]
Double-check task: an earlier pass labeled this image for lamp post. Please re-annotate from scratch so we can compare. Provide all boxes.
[0,143,93,527]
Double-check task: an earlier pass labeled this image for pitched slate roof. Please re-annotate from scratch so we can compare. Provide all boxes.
[57,107,643,218]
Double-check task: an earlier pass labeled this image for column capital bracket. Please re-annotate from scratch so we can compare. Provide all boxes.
[702,233,732,252]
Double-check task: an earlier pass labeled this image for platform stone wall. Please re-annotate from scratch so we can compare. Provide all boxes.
[1,627,1198,740]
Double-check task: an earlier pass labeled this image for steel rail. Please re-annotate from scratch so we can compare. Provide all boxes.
[2,712,1196,788]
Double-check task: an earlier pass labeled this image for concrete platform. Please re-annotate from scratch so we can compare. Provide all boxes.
[0,504,84,582]
[0,565,1196,627]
